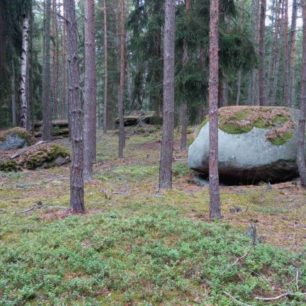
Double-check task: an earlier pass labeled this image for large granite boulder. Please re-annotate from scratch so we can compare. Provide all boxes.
[188,106,306,184]
[0,128,34,151]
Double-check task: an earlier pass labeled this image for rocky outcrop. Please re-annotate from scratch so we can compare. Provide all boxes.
[0,128,34,151]
[188,106,305,184]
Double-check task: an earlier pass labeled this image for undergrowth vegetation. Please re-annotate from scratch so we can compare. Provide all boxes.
[0,129,305,305]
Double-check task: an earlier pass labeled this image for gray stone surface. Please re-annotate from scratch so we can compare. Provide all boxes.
[188,117,305,183]
[0,135,27,151]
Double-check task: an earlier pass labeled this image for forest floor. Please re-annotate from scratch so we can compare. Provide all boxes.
[0,126,305,305]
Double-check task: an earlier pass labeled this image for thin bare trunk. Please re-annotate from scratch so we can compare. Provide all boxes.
[297,0,306,187]
[42,0,52,140]
[159,0,175,189]
[84,0,97,181]
[236,69,242,105]
[209,0,221,219]
[289,0,298,107]
[11,61,16,126]
[103,0,108,133]
[179,0,190,151]
[20,14,30,130]
[118,0,126,158]
[64,0,85,213]
[259,0,266,106]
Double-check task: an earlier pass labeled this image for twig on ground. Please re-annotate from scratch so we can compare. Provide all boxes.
[255,292,306,301]
[223,249,251,273]
[21,202,67,214]
[223,291,252,306]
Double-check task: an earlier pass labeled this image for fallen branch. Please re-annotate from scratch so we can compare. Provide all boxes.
[11,141,45,159]
[255,292,306,301]
[21,202,67,214]
[223,249,251,273]
[223,291,252,306]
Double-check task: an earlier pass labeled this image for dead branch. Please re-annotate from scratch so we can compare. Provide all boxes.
[223,291,252,306]
[255,292,306,301]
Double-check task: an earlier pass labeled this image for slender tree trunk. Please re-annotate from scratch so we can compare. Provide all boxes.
[297,0,306,187]
[64,0,85,213]
[283,0,290,106]
[159,0,175,189]
[259,0,266,106]
[236,69,242,105]
[84,0,97,181]
[289,0,298,107]
[11,61,16,127]
[118,0,126,158]
[20,14,30,130]
[179,0,190,151]
[103,0,108,133]
[209,0,221,220]
[42,0,52,140]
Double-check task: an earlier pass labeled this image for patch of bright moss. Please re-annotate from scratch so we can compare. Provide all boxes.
[269,131,293,146]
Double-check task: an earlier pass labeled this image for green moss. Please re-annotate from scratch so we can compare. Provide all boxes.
[269,131,293,146]
[0,160,20,172]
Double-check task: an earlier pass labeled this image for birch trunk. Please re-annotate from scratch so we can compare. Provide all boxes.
[11,61,16,126]
[84,0,97,181]
[64,0,85,213]
[20,14,30,130]
[159,0,175,189]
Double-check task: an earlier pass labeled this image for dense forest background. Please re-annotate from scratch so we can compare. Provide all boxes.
[0,0,302,129]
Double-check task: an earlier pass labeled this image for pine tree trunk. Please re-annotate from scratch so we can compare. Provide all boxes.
[84,0,97,181]
[20,14,30,130]
[64,0,85,213]
[289,0,298,107]
[42,0,52,140]
[297,0,306,187]
[209,0,221,220]
[118,0,126,158]
[159,0,175,189]
[283,0,290,106]
[258,0,266,106]
[103,0,108,133]
[236,69,242,105]
[179,0,190,151]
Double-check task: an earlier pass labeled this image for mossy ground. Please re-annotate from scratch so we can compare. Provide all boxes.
[0,129,305,305]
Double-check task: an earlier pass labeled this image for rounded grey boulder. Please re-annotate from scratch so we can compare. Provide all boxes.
[188,106,305,184]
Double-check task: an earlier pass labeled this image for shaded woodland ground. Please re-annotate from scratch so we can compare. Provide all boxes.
[0,127,305,305]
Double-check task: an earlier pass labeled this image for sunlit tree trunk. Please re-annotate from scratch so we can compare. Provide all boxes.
[64,0,85,213]
[159,0,175,189]
[20,13,30,130]
[84,0,97,181]
[209,0,221,219]
[297,0,306,187]
[42,0,52,140]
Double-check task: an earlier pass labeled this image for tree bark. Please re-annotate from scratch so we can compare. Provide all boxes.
[159,0,175,189]
[64,0,85,213]
[42,0,52,140]
[11,60,16,127]
[209,0,221,220]
[283,0,290,106]
[236,69,242,105]
[297,0,306,187]
[83,0,97,181]
[258,0,266,106]
[103,0,109,133]
[118,0,126,158]
[20,14,30,130]
[179,0,190,151]
[289,0,298,107]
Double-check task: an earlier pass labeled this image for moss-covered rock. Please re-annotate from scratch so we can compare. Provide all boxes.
[199,106,295,146]
[0,127,35,145]
[0,160,20,172]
